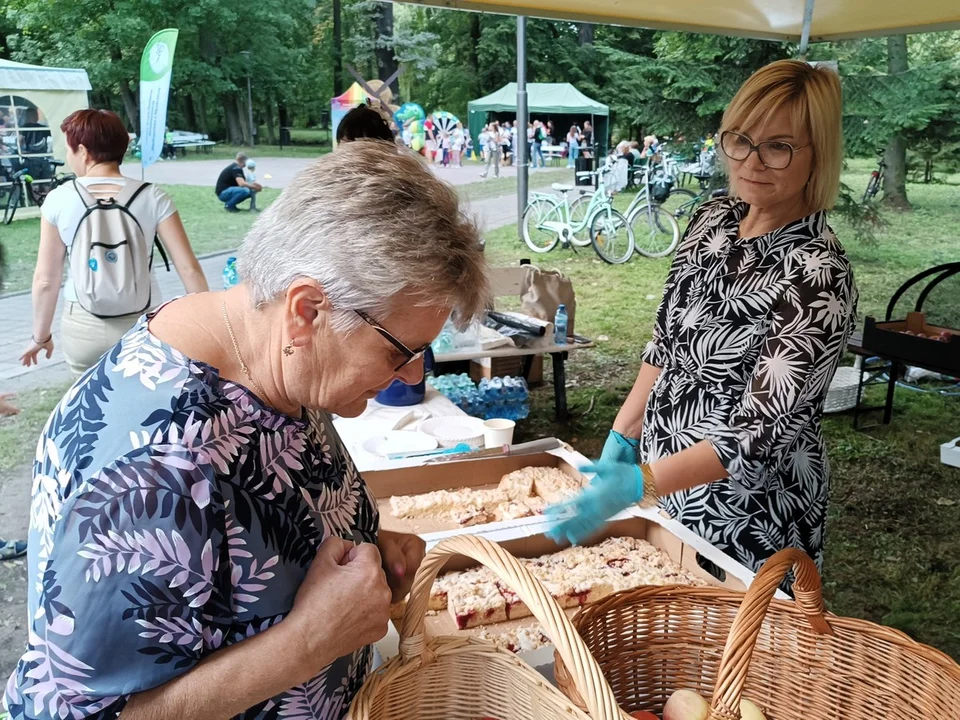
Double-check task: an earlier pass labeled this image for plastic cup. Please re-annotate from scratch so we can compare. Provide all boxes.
[483,418,516,449]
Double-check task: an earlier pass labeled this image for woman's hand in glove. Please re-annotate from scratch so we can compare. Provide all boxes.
[545,460,645,546]
[599,429,639,465]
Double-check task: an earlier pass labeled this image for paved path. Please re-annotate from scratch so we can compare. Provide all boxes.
[143,155,544,189]
[0,193,523,386]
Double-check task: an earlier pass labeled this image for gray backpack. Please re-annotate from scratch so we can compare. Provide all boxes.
[70,180,168,318]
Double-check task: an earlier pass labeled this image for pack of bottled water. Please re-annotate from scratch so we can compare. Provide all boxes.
[429,374,530,421]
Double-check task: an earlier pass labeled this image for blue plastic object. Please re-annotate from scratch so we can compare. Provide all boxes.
[222,257,239,289]
[375,347,434,407]
[554,304,568,345]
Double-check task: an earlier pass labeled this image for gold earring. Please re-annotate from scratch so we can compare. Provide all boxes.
[283,344,295,356]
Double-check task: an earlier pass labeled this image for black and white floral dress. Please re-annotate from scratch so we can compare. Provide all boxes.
[640,198,857,576]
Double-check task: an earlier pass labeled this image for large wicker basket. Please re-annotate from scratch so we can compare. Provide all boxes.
[348,534,630,720]
[554,548,960,719]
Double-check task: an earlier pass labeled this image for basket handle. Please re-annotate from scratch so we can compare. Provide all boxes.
[399,534,627,720]
[708,548,835,719]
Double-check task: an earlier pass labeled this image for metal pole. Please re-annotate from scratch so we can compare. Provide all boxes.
[516,15,528,238]
[798,0,816,58]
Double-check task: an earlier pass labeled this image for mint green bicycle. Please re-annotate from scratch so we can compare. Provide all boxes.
[521,171,635,264]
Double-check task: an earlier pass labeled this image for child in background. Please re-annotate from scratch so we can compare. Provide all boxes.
[440,132,452,167]
[244,159,259,211]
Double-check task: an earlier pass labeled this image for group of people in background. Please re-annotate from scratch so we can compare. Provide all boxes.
[476,118,598,178]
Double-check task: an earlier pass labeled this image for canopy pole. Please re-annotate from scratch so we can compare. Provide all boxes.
[798,0,815,58]
[516,15,528,239]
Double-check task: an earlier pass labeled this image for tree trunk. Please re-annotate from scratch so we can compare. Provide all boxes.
[183,95,199,132]
[224,97,245,145]
[882,35,911,210]
[469,14,481,73]
[119,84,139,131]
[332,0,344,96]
[265,99,277,145]
[197,95,210,137]
[374,2,398,94]
[578,23,595,46]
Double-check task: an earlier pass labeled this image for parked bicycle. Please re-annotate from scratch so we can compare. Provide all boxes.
[621,164,681,258]
[2,159,75,225]
[863,152,886,203]
[521,170,635,265]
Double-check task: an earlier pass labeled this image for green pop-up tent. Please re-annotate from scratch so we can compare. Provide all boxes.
[468,82,609,153]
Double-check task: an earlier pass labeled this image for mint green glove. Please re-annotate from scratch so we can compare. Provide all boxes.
[545,460,645,546]
[599,429,639,466]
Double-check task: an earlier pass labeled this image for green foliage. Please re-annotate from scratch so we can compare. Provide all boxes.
[3,0,958,171]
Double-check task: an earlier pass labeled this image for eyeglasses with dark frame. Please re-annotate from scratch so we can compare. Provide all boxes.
[720,131,807,170]
[354,310,431,372]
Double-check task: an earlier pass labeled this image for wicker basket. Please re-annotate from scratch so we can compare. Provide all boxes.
[348,534,630,720]
[554,548,960,719]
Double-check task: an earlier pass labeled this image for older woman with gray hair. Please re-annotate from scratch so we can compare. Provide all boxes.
[5,141,489,720]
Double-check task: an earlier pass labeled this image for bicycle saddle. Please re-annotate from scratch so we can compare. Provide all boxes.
[551,183,574,192]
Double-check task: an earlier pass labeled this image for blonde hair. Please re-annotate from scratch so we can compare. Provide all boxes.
[721,59,842,211]
[239,140,489,331]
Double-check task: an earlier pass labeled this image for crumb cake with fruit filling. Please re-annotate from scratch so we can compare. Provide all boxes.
[389,466,582,526]
[439,537,707,630]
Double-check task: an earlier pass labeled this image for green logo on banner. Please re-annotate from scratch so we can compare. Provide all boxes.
[140,30,178,82]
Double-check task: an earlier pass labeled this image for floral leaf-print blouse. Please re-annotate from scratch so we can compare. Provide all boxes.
[4,311,379,719]
[640,198,857,576]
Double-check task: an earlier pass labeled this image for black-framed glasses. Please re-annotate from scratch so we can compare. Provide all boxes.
[720,131,807,170]
[354,310,431,372]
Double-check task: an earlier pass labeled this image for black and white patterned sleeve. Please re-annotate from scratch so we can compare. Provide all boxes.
[641,200,723,368]
[705,238,858,488]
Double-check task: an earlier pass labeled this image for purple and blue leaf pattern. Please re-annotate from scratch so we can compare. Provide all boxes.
[5,313,379,719]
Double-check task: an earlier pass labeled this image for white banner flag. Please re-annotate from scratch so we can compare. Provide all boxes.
[139,29,179,170]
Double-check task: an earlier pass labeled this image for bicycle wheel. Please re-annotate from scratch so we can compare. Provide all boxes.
[3,183,22,225]
[661,187,699,234]
[521,198,561,253]
[628,204,680,258]
[862,174,881,203]
[568,193,594,246]
[589,208,635,265]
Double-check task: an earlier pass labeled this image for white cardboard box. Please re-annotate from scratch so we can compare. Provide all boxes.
[941,436,960,469]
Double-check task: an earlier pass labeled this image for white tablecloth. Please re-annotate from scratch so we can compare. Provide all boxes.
[332,386,467,473]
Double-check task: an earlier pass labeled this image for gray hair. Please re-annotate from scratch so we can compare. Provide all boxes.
[238,140,489,331]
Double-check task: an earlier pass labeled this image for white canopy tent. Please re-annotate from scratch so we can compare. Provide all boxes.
[395,0,960,47]
[0,59,92,162]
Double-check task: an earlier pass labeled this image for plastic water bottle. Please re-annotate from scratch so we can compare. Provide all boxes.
[222,257,239,289]
[554,304,568,345]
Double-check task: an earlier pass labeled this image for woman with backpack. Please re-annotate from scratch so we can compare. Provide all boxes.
[20,109,208,376]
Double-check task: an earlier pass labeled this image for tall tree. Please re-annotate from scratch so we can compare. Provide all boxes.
[882,35,911,210]
[373,3,399,93]
[332,0,344,95]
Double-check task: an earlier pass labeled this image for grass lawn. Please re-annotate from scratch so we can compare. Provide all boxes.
[0,159,957,659]
[0,166,572,296]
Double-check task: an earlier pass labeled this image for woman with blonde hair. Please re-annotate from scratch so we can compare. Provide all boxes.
[548,60,857,579]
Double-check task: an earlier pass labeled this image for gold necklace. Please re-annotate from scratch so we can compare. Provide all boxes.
[221,299,268,399]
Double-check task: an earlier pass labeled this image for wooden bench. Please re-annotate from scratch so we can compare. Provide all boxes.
[433,265,594,420]
[172,140,217,156]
